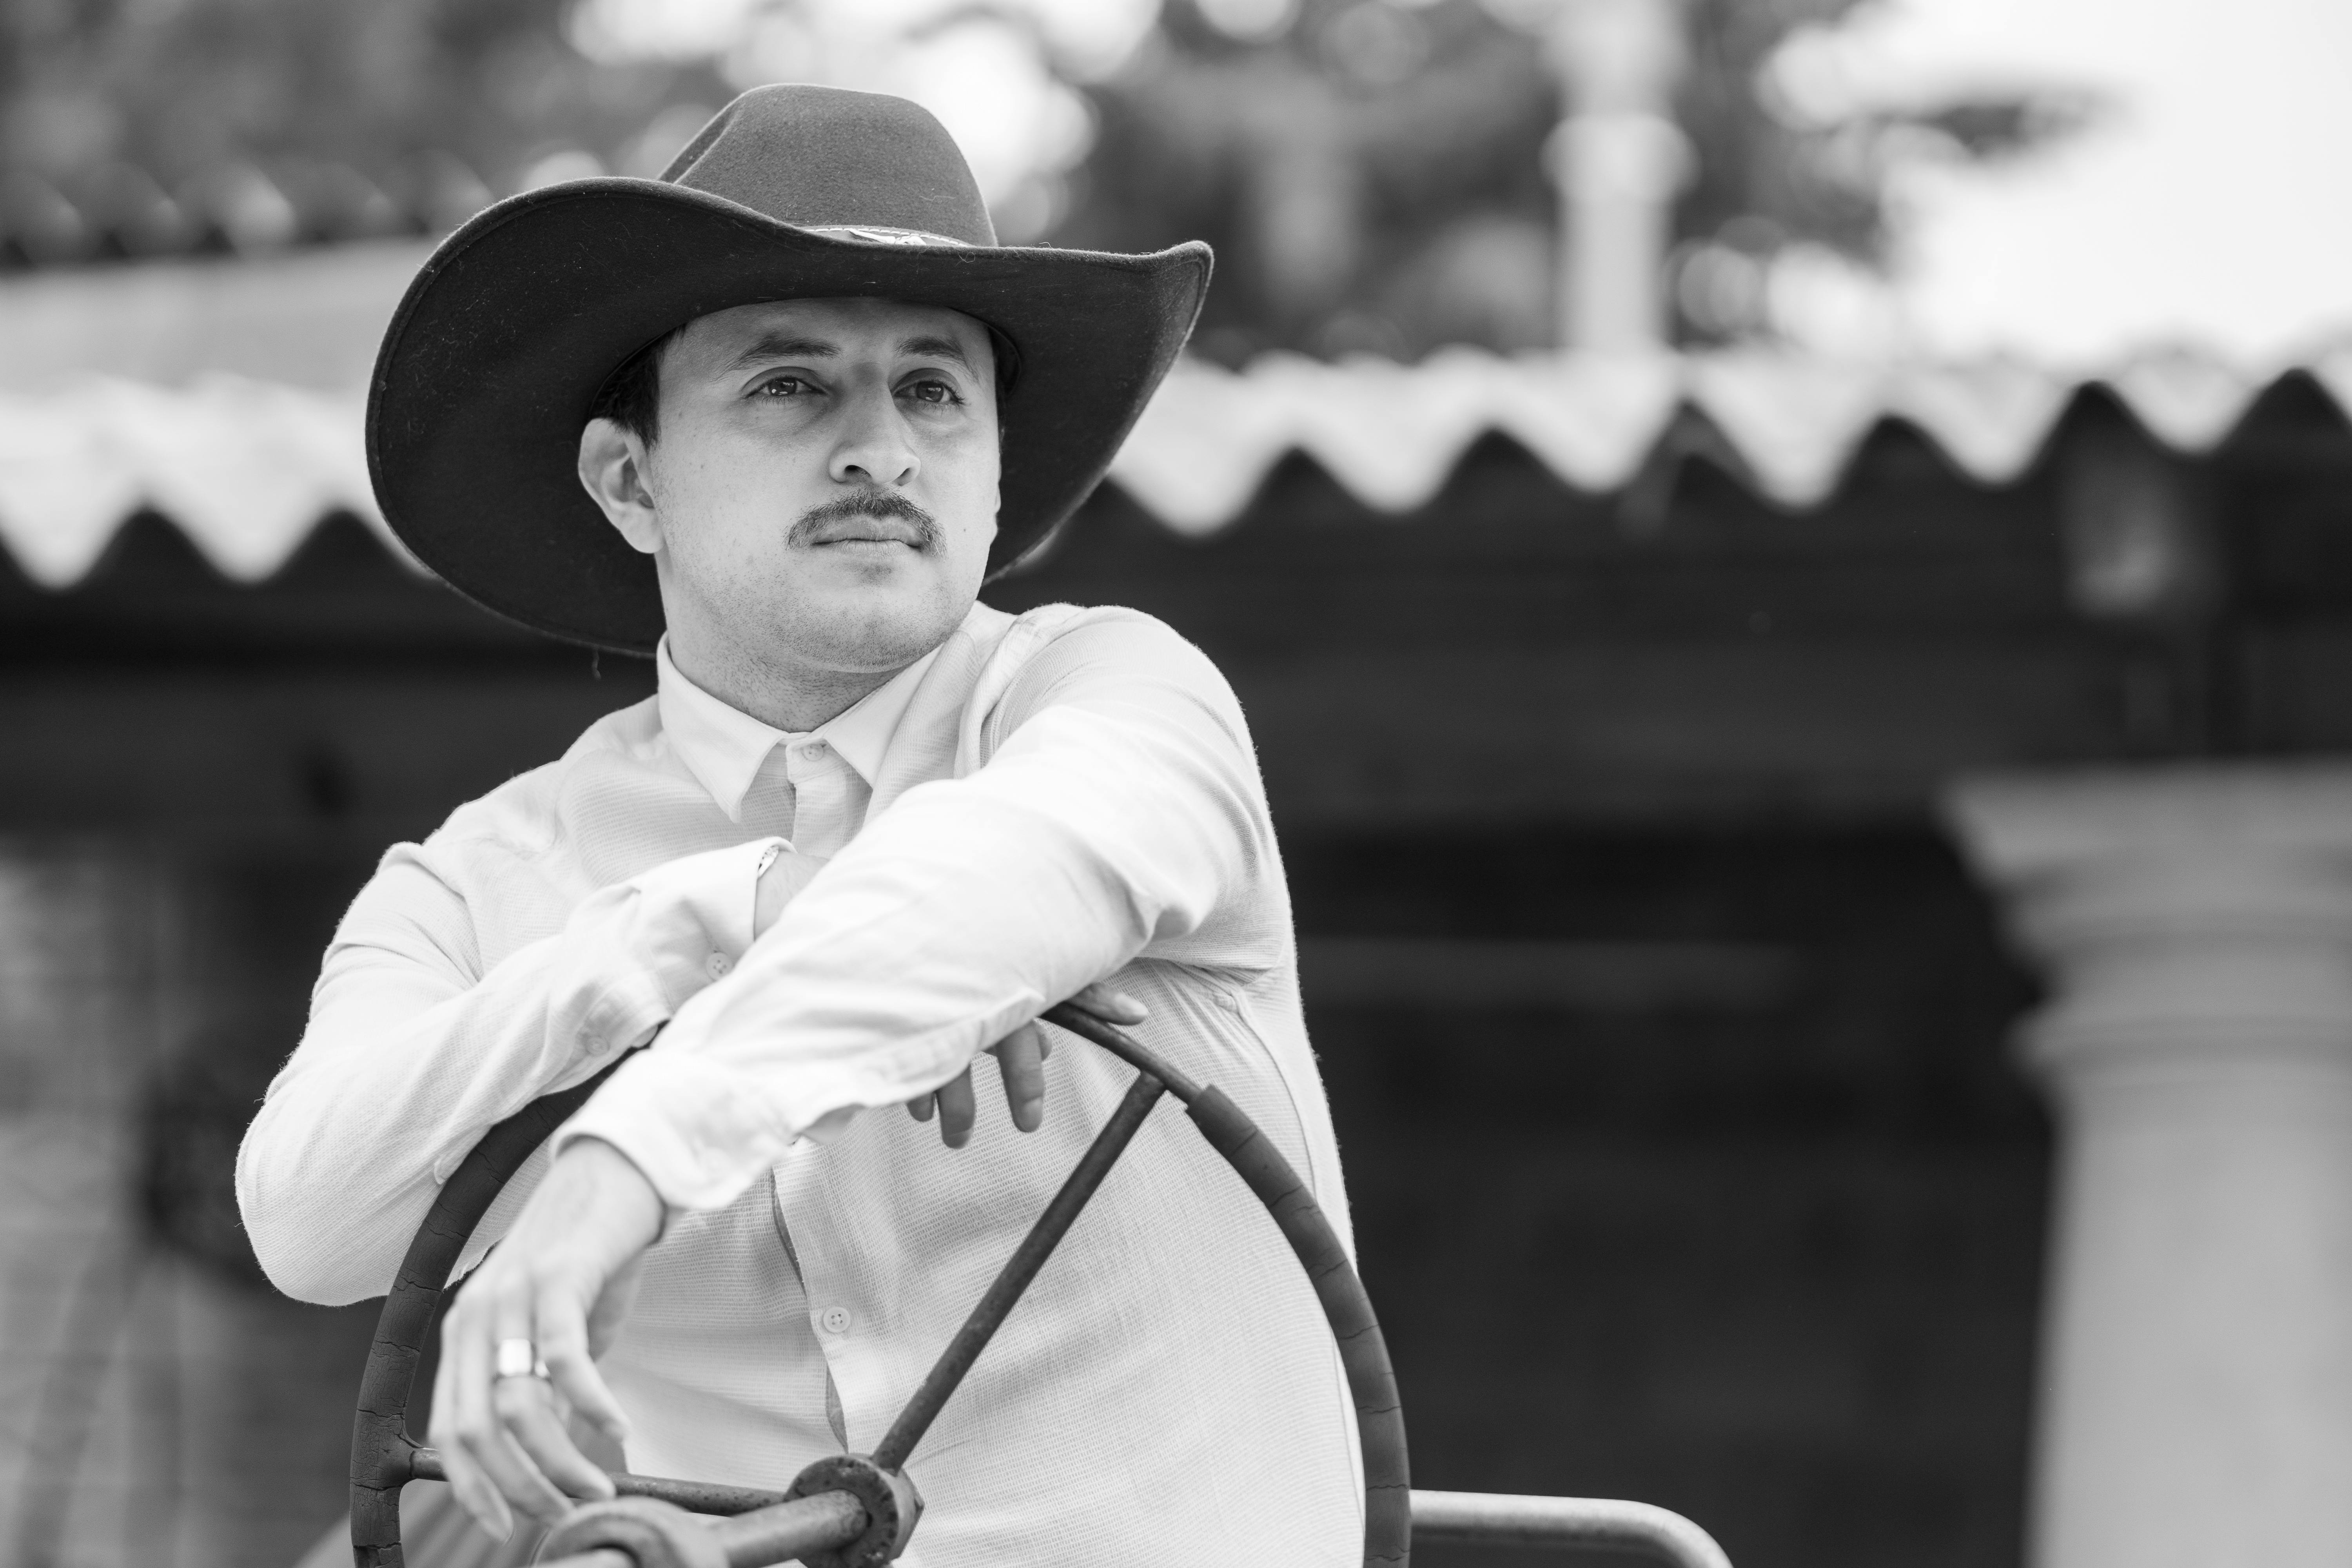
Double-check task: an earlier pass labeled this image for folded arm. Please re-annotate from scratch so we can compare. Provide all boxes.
[432,613,1283,1535]
[560,613,1278,1212]
[236,834,782,1305]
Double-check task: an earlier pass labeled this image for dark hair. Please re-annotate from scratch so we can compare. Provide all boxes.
[586,319,1023,447]
[587,326,680,446]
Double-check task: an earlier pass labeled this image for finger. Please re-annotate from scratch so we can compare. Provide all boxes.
[936,1065,977,1149]
[435,1296,515,1541]
[432,1294,515,1542]
[906,1091,935,1123]
[540,1281,633,1453]
[494,1374,610,1517]
[464,1289,575,1523]
[1066,980,1149,1025]
[993,1024,1047,1133]
[469,1403,570,1527]
[441,1432,511,1541]
[492,1272,625,1507]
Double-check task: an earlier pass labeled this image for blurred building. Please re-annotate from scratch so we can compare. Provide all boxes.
[6,236,2352,1568]
[2,5,2347,1568]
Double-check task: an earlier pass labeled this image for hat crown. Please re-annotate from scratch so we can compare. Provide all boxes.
[659,84,997,247]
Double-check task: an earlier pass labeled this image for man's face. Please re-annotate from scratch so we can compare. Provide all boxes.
[584,296,1001,684]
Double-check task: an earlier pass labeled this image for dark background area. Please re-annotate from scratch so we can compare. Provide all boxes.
[16,372,2340,1563]
[1298,827,2044,1568]
[37,401,2327,1562]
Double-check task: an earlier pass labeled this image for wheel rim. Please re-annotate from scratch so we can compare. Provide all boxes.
[348,1006,1410,1566]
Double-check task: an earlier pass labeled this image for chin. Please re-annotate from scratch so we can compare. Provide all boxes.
[787,578,967,671]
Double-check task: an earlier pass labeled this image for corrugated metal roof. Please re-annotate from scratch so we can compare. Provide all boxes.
[1115,347,2352,529]
[0,379,389,586]
[3,345,2347,589]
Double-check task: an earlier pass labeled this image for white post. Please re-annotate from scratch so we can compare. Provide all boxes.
[1543,0,1688,352]
[1945,764,2352,1568]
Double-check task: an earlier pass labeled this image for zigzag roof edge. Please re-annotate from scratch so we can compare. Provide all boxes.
[1,351,2345,590]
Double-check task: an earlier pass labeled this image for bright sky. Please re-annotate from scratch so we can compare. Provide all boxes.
[1782,0,2352,368]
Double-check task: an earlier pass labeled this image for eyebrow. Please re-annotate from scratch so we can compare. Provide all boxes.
[719,330,977,376]
[896,334,973,370]
[721,333,840,373]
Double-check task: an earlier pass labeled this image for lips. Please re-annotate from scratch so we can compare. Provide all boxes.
[804,512,929,547]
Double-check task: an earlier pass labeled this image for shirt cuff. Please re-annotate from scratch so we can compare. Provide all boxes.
[624,836,789,1005]
[534,836,791,1097]
[552,1049,824,1212]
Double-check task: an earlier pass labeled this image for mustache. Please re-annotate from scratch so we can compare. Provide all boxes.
[791,488,940,546]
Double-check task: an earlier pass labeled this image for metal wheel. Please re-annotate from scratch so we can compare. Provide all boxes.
[348,1005,1728,1568]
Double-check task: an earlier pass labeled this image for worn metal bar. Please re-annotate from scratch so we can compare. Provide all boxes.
[1040,1001,1205,1100]
[1410,1491,1733,1567]
[869,1067,1167,1472]
[530,1492,865,1568]
[410,1448,795,1517]
[711,1490,869,1566]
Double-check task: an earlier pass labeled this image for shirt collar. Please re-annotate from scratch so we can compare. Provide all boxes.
[656,637,942,821]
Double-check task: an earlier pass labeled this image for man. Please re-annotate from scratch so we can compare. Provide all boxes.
[237,85,1362,1566]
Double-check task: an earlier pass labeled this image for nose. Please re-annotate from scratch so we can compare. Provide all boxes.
[827,380,918,490]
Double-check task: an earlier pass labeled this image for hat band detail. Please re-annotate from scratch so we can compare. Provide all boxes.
[802,224,973,249]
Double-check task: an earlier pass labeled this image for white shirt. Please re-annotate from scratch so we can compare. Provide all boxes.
[237,601,1362,1567]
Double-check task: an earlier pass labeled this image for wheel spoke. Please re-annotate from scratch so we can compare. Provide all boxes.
[871,1066,1167,1472]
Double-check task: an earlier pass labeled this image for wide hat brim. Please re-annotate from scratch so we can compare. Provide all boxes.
[367,179,1210,654]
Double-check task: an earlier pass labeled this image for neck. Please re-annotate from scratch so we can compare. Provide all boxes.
[666,632,908,733]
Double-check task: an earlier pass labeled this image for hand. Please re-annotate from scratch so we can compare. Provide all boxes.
[430,1138,664,1541]
[907,980,1148,1149]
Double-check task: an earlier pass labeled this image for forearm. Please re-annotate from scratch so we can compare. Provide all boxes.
[237,935,638,1303]
[564,686,1270,1211]
[238,838,780,1304]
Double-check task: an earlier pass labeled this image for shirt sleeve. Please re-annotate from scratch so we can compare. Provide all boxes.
[557,612,1281,1214]
[236,831,784,1305]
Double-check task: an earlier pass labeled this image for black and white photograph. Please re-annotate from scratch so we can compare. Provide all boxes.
[0,1,2348,1565]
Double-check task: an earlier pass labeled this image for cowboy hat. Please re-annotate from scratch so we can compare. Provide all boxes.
[367,83,1212,654]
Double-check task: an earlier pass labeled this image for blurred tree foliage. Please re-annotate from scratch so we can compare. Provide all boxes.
[1066,0,2081,359]
[0,0,2076,349]
[0,0,725,260]
[1061,0,1559,362]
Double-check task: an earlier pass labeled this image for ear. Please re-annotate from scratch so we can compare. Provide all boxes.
[577,418,662,555]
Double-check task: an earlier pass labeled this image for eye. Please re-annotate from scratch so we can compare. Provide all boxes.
[753,373,817,399]
[901,377,962,407]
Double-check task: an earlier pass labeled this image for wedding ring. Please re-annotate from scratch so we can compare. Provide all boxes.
[493,1338,546,1381]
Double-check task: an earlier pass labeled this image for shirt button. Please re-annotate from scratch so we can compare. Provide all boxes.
[818,1306,852,1334]
[706,952,732,979]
